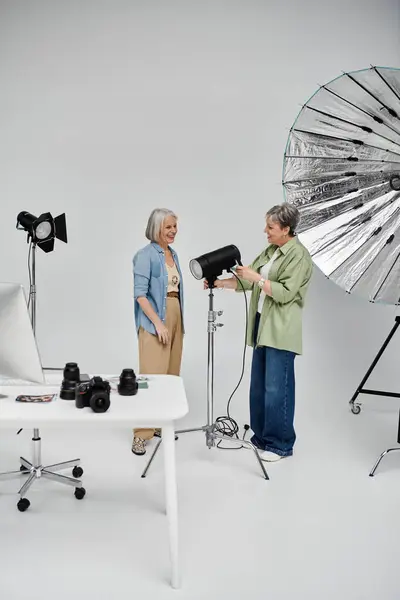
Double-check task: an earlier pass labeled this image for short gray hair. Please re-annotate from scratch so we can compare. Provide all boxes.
[266,203,300,236]
[145,208,178,242]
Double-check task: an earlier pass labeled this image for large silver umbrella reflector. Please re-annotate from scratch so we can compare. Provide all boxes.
[283,66,400,306]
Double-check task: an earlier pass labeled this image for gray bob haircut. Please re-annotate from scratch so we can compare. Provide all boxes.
[266,202,300,236]
[145,208,178,242]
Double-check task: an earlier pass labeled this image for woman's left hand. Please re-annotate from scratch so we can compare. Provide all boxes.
[235,265,260,283]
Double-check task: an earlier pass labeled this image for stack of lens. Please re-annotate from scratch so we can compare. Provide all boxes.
[60,362,81,400]
[118,369,138,396]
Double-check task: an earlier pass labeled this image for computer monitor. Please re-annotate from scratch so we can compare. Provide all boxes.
[0,282,44,383]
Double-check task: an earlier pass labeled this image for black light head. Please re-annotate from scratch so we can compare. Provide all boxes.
[17,211,68,252]
[189,244,242,284]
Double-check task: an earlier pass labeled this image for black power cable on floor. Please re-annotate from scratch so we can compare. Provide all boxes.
[215,271,250,449]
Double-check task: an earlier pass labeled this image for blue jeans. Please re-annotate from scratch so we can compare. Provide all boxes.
[249,313,296,457]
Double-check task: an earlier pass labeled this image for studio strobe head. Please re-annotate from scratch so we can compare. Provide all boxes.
[189,245,242,283]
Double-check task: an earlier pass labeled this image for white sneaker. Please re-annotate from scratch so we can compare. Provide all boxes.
[260,450,285,462]
[242,442,262,452]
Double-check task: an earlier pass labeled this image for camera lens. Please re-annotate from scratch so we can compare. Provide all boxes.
[118,368,139,396]
[90,392,111,413]
[60,362,81,400]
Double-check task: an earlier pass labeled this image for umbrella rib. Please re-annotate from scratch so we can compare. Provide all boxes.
[310,221,365,259]
[373,67,400,103]
[310,197,397,258]
[284,171,386,184]
[323,85,381,120]
[298,190,400,233]
[298,192,386,220]
[292,128,400,159]
[346,72,399,119]
[373,250,400,301]
[284,156,400,164]
[283,174,372,185]
[348,246,383,293]
[328,230,380,278]
[348,214,400,292]
[298,208,368,235]
[306,106,373,131]
[293,128,361,145]
[323,85,400,146]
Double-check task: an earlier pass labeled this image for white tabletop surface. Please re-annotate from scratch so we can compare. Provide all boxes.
[0,373,188,429]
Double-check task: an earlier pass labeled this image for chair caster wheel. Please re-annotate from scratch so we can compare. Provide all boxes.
[17,498,30,512]
[75,487,86,500]
[20,465,29,472]
[351,404,361,415]
[72,466,83,478]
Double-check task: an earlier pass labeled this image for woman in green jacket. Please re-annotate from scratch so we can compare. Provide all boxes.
[207,203,313,462]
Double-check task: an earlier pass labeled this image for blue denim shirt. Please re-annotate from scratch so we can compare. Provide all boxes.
[133,242,184,335]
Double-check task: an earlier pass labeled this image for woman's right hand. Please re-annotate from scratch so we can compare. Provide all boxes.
[155,322,169,345]
[203,279,224,290]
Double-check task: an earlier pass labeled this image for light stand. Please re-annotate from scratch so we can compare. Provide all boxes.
[349,316,400,415]
[348,316,400,477]
[0,211,86,512]
[29,241,37,336]
[141,278,269,480]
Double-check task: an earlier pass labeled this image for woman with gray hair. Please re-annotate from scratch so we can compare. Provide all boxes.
[132,208,184,455]
[205,202,313,462]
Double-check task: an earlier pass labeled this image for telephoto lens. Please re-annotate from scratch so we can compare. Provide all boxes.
[60,362,81,400]
[118,368,139,396]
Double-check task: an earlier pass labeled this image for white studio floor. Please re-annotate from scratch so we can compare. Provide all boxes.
[0,392,400,600]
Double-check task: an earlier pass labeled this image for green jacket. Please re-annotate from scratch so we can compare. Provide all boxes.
[236,237,313,355]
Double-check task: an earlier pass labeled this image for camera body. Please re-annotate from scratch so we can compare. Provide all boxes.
[75,376,111,413]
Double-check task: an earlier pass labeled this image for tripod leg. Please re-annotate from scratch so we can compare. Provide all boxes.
[175,427,205,435]
[213,432,269,480]
[349,319,400,414]
[240,439,269,480]
[141,439,163,478]
[140,427,205,478]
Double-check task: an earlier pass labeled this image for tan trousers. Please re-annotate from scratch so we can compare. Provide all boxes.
[134,297,183,440]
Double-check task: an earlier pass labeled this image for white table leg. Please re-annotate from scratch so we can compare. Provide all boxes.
[162,422,180,589]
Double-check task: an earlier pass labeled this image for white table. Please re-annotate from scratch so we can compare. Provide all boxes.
[0,373,188,589]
